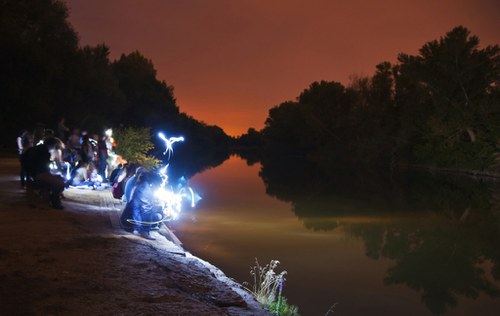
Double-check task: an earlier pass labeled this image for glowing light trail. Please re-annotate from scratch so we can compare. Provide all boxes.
[146,132,201,224]
[158,132,184,160]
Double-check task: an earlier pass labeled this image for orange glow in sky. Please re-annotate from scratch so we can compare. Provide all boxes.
[66,0,500,136]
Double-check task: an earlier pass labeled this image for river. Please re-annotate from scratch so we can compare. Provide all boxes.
[171,155,500,316]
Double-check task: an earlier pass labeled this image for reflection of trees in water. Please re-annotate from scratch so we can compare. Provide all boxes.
[348,215,500,314]
[152,146,230,181]
[232,149,261,167]
[258,156,500,314]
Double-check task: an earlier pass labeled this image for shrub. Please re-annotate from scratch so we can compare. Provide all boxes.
[114,127,160,169]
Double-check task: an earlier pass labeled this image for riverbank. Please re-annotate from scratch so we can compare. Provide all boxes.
[0,156,270,315]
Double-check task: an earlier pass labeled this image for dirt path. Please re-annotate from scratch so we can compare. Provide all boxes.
[0,156,269,315]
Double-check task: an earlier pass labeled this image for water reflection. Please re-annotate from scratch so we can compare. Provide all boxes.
[258,156,500,314]
[156,145,230,180]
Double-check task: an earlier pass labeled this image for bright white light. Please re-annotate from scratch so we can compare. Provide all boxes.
[158,132,184,160]
[105,129,113,137]
[65,163,71,180]
[120,131,200,227]
[159,164,169,176]
[154,187,183,220]
[152,176,201,223]
[188,187,195,208]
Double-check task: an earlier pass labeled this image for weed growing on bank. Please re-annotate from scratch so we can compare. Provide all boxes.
[244,258,299,316]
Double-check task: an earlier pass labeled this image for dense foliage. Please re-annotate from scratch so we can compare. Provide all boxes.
[258,26,500,170]
[113,127,160,169]
[0,0,230,157]
[1,0,79,139]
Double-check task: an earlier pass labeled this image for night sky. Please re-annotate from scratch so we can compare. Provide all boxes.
[65,0,500,136]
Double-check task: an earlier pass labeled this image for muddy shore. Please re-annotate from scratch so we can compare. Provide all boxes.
[0,156,270,315]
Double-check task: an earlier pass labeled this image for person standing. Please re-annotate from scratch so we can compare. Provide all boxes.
[67,128,81,164]
[80,135,94,164]
[56,117,69,142]
[17,129,33,188]
[97,135,109,181]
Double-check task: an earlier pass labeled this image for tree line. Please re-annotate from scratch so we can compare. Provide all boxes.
[0,0,231,158]
[240,26,500,171]
[2,1,499,172]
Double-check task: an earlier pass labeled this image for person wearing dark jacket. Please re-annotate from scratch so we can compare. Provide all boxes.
[22,137,66,209]
[120,171,164,240]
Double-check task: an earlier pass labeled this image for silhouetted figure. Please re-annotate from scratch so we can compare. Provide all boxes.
[109,163,123,185]
[112,163,136,200]
[56,117,69,141]
[81,134,94,164]
[67,128,81,164]
[17,129,33,188]
[22,137,66,209]
[97,135,109,181]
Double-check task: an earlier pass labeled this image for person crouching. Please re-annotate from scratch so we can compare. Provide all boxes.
[120,171,164,240]
[22,137,66,209]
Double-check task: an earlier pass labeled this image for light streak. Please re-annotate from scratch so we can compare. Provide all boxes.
[188,187,195,208]
[157,183,201,221]
[154,133,200,222]
[126,218,168,226]
[65,163,71,180]
[154,187,183,220]
[159,164,169,179]
[124,132,201,229]
[158,132,184,160]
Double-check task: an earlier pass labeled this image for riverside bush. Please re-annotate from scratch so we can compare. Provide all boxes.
[114,127,160,169]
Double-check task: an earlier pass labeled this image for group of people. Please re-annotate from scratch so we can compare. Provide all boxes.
[17,120,168,240]
[17,119,115,209]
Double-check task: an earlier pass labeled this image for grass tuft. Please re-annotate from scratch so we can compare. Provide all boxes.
[244,258,299,316]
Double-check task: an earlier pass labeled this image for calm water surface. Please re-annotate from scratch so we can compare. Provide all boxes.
[172,156,500,316]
